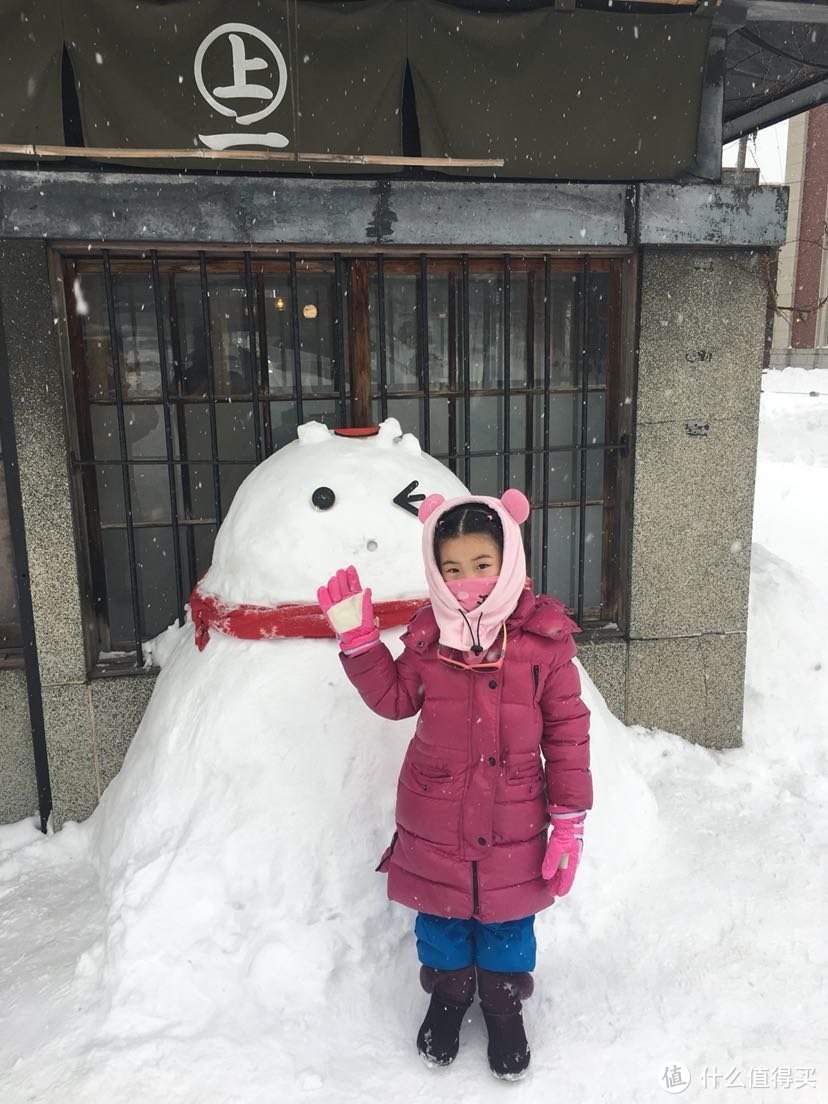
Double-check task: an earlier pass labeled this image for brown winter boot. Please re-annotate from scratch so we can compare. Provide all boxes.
[416,965,476,1066]
[476,967,533,1079]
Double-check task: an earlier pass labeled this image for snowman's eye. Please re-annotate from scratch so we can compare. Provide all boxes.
[311,487,336,511]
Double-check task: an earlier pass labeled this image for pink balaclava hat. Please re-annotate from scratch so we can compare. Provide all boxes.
[419,490,531,653]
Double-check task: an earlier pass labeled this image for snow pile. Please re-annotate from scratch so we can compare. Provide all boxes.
[0,391,826,1103]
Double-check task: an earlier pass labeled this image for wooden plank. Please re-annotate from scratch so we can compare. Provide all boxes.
[0,143,503,169]
[348,260,373,426]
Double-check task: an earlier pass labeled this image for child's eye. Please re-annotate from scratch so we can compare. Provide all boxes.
[476,563,490,571]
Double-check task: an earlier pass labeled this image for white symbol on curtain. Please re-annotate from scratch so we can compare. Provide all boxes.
[194,22,289,150]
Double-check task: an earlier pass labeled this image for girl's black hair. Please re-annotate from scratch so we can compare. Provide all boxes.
[433,502,504,564]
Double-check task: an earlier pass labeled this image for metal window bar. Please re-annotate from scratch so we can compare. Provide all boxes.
[523,267,536,563]
[197,251,223,527]
[150,250,185,625]
[288,253,304,427]
[541,255,552,594]
[446,272,458,477]
[418,254,430,452]
[71,438,619,469]
[243,253,264,464]
[334,254,347,425]
[102,252,145,665]
[461,254,471,488]
[254,268,274,456]
[502,254,511,490]
[576,256,592,627]
[166,268,199,588]
[376,255,389,421]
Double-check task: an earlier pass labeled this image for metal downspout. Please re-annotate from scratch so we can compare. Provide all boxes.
[0,297,52,833]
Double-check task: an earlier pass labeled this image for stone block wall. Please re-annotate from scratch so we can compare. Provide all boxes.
[625,248,767,748]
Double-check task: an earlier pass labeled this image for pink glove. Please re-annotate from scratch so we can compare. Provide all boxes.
[317,565,380,656]
[541,807,586,896]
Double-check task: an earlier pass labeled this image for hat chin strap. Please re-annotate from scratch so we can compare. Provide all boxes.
[457,605,485,655]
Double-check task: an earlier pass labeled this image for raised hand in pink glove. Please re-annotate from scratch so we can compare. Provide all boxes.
[541,807,586,896]
[317,565,380,657]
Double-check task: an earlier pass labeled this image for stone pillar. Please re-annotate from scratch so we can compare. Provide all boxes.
[626,249,768,748]
[0,240,99,823]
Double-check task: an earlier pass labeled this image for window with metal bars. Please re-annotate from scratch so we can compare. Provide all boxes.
[60,248,633,672]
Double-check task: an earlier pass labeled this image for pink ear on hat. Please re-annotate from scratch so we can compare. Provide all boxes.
[501,489,530,525]
[419,494,446,524]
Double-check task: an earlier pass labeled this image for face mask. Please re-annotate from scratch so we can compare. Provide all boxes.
[445,576,499,612]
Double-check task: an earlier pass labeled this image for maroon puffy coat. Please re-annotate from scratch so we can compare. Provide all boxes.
[340,588,592,923]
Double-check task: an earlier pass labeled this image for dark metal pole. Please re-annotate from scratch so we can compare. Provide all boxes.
[0,299,53,832]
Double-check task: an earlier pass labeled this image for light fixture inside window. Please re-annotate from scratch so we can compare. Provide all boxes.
[274,295,286,310]
[303,304,318,320]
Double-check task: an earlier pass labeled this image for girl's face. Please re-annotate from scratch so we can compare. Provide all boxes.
[438,533,502,581]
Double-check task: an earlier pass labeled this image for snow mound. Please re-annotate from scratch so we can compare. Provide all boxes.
[84,623,654,1037]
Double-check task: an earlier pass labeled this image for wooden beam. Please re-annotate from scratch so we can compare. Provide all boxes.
[0,143,503,169]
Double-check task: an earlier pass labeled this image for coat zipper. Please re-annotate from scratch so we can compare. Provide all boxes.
[472,860,480,916]
[532,664,540,695]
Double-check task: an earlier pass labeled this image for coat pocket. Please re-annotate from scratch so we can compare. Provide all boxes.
[375,830,399,873]
[410,760,452,782]
[505,751,543,787]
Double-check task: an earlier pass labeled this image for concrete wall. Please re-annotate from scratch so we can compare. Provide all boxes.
[0,238,771,825]
[626,248,767,748]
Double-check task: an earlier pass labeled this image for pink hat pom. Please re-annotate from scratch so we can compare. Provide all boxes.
[501,488,530,524]
[418,494,446,524]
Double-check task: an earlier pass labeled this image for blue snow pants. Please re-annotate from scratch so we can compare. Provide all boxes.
[415,912,537,972]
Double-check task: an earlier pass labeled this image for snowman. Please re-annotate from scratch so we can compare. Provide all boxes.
[82,416,653,1060]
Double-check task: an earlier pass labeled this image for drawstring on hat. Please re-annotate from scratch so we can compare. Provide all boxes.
[457,605,486,655]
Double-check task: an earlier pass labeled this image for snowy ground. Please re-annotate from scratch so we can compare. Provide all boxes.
[1,368,826,1103]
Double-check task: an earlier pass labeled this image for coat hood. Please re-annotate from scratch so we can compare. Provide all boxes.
[418,490,531,652]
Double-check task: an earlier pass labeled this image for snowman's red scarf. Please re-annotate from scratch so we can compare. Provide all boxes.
[189,584,425,651]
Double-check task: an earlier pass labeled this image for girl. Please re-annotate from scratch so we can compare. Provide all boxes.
[317,490,592,1080]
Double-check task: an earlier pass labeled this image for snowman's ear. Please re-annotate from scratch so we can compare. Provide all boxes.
[419,494,445,524]
[501,489,530,524]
